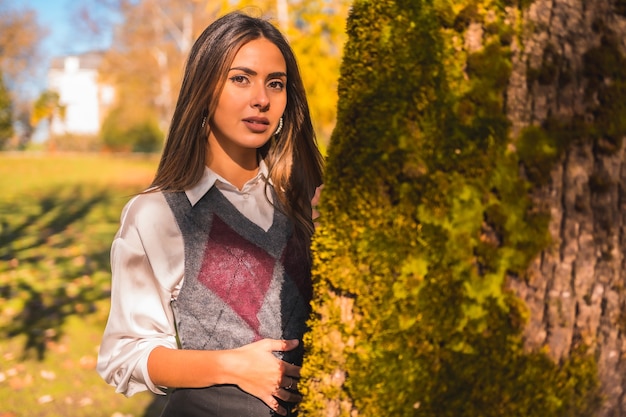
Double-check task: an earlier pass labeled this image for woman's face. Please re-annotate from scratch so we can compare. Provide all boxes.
[209,37,287,154]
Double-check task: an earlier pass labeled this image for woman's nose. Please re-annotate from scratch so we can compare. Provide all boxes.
[251,86,270,110]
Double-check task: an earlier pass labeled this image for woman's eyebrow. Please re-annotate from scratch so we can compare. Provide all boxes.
[268,71,287,78]
[229,67,287,78]
[229,66,256,74]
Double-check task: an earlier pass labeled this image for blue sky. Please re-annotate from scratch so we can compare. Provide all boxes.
[20,0,112,58]
[22,0,73,57]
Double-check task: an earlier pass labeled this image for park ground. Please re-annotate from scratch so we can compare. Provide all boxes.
[0,153,165,417]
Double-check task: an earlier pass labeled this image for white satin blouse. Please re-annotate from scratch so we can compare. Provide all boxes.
[96,161,274,397]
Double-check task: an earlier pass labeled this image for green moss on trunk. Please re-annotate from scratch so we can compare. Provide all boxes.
[301,0,601,416]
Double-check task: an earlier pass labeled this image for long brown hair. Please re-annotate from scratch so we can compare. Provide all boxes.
[151,11,323,244]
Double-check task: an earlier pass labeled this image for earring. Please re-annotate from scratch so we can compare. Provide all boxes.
[274,117,283,136]
[201,116,207,129]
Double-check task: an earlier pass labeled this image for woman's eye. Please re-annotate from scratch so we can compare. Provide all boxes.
[229,75,248,84]
[268,80,285,91]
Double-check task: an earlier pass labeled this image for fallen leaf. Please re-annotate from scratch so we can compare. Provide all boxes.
[78,397,93,407]
[79,355,96,369]
[37,394,53,404]
[40,370,56,380]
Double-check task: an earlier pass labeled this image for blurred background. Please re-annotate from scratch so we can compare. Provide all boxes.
[0,1,349,416]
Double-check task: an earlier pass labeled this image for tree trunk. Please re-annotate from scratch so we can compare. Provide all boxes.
[506,1,626,415]
[301,0,626,416]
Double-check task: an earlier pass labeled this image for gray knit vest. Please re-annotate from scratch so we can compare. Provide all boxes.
[160,187,310,416]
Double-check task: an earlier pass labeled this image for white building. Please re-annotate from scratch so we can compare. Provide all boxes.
[47,52,114,136]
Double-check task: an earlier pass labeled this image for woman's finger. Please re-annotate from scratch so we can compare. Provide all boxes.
[262,338,299,353]
[264,395,287,416]
[273,386,303,403]
[280,375,298,391]
[280,362,302,379]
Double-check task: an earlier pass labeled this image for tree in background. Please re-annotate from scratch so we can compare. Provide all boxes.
[101,106,162,152]
[31,90,65,152]
[0,1,45,91]
[97,0,219,144]
[288,0,350,143]
[302,0,626,416]
[0,0,46,148]
[0,72,13,149]
[11,107,34,150]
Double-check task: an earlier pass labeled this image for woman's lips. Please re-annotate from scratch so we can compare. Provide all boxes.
[243,117,270,133]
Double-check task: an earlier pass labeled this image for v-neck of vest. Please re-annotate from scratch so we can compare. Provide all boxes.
[210,187,281,236]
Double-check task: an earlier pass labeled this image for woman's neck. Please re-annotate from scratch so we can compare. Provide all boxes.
[205,141,259,190]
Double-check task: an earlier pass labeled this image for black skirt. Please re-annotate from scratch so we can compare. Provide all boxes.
[159,385,298,417]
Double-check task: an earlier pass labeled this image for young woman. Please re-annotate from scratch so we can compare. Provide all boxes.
[97,11,324,417]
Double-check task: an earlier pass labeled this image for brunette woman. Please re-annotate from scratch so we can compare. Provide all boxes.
[97,11,323,417]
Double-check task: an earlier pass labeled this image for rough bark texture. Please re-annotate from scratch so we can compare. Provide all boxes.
[302,0,626,415]
[506,1,626,415]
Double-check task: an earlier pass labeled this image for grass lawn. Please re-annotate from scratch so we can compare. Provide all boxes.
[0,153,166,417]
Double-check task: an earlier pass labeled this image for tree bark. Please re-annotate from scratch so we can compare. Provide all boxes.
[505,1,626,415]
[302,1,626,415]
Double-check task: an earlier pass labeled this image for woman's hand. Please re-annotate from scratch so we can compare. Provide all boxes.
[229,338,302,416]
[148,339,302,415]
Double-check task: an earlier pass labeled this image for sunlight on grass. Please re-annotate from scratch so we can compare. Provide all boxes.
[0,153,157,197]
[0,314,162,417]
[0,153,164,417]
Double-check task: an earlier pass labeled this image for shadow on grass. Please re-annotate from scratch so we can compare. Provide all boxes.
[0,185,125,359]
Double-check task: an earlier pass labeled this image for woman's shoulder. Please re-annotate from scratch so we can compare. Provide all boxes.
[124,190,167,213]
[119,190,174,229]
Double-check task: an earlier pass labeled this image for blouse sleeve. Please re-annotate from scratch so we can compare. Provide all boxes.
[97,192,184,397]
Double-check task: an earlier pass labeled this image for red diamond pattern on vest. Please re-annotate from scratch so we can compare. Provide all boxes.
[197,215,276,339]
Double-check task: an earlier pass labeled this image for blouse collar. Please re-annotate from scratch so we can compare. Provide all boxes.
[184,159,270,207]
